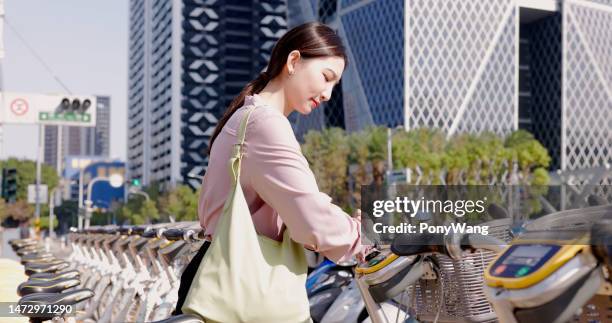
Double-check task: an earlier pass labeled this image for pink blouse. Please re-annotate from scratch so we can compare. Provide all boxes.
[198,94,366,263]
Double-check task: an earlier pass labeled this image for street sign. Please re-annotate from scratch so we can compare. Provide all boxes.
[27,184,48,204]
[10,98,28,116]
[0,92,97,127]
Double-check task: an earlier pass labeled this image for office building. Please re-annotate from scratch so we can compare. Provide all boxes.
[291,0,612,172]
[128,0,287,189]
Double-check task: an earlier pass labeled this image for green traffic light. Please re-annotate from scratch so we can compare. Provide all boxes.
[132,179,141,187]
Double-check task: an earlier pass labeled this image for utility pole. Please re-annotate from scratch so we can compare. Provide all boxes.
[0,0,5,159]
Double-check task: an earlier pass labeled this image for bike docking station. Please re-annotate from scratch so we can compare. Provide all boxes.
[349,183,611,323]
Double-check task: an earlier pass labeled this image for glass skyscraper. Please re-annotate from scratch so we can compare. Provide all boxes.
[128,0,287,189]
[290,0,612,173]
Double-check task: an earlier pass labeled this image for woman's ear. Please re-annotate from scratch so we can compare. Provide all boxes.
[286,50,301,75]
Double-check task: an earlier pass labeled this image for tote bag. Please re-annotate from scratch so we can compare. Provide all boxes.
[181,107,311,323]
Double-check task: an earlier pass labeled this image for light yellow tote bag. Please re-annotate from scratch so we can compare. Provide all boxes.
[182,107,311,323]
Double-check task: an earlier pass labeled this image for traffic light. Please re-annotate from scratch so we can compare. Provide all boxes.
[58,97,92,114]
[2,168,17,204]
[131,178,141,187]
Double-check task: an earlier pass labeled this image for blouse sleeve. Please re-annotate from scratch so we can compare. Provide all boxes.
[243,111,366,263]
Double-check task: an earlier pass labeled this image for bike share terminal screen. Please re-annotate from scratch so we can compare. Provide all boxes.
[490,244,560,278]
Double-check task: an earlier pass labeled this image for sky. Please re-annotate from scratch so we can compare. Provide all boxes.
[2,0,128,161]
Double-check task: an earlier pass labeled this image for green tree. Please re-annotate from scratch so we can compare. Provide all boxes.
[0,158,58,203]
[4,200,34,222]
[302,127,351,209]
[505,130,551,183]
[141,199,160,223]
[0,198,7,223]
[158,185,199,221]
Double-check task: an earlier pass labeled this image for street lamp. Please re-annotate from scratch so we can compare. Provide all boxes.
[84,174,124,229]
[386,125,405,178]
[48,187,59,239]
[77,164,89,230]
[128,186,150,201]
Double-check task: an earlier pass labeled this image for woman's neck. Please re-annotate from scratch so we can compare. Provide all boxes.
[257,78,292,117]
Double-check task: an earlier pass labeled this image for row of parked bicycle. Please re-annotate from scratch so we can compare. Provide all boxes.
[9,202,612,323]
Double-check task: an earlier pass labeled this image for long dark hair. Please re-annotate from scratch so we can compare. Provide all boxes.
[207,22,348,155]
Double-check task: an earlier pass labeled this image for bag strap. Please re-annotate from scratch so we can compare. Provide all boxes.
[229,106,256,180]
[237,106,255,149]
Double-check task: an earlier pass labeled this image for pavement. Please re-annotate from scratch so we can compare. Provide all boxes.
[0,229,71,323]
[0,258,29,323]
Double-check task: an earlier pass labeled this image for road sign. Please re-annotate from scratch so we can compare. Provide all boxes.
[9,98,29,116]
[0,92,97,127]
[27,184,48,204]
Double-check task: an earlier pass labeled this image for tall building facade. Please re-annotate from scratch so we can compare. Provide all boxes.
[128,0,287,189]
[290,0,612,172]
[44,95,111,170]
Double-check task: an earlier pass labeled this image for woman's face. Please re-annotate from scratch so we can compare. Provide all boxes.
[284,52,345,115]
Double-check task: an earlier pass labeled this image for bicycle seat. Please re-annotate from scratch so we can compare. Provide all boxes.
[22,257,60,265]
[30,269,80,281]
[119,225,134,235]
[10,238,36,245]
[24,258,65,268]
[21,253,54,264]
[163,228,187,241]
[103,225,120,234]
[25,261,70,276]
[142,227,159,238]
[11,239,38,250]
[150,314,204,323]
[18,277,81,296]
[17,288,94,319]
[21,251,53,259]
[391,232,447,256]
[16,246,46,256]
[131,225,151,236]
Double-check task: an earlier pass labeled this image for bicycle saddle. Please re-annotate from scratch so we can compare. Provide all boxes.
[18,277,81,296]
[163,228,187,241]
[391,232,447,256]
[30,269,80,281]
[17,288,94,319]
[150,314,204,323]
[22,257,60,265]
[11,239,38,250]
[141,227,159,238]
[21,253,54,264]
[25,261,70,276]
[101,225,119,234]
[163,222,201,241]
[24,258,65,268]
[119,225,134,235]
[17,246,46,256]
[131,225,151,236]
[10,237,36,245]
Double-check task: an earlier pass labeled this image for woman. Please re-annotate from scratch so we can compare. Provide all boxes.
[175,21,369,319]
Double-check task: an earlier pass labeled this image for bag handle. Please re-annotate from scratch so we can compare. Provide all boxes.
[229,107,256,179]
[229,105,291,235]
